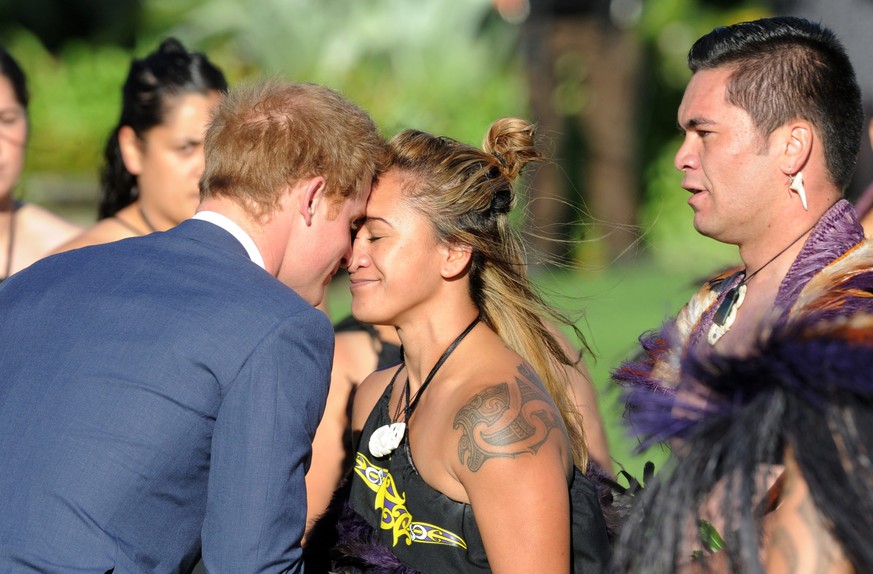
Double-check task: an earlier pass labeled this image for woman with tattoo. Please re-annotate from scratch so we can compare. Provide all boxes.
[612,308,873,573]
[303,314,615,541]
[328,118,610,573]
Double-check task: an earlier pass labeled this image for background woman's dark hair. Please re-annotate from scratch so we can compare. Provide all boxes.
[0,46,29,110]
[98,37,228,219]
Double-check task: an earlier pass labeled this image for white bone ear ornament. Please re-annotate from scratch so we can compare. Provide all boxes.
[369,422,406,457]
[790,171,808,211]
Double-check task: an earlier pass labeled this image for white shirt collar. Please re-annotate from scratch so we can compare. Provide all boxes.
[192,211,266,270]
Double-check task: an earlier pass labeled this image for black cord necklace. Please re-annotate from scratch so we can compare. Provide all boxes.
[139,204,158,233]
[707,222,816,345]
[368,315,481,457]
[113,204,158,236]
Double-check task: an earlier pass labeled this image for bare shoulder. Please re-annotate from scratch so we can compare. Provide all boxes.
[18,203,84,249]
[546,322,581,358]
[51,218,136,254]
[411,354,572,504]
[333,330,379,386]
[449,358,570,475]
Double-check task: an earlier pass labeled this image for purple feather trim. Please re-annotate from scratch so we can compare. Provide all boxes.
[612,326,680,395]
[612,321,688,451]
[331,504,421,574]
[626,311,873,452]
[777,199,864,309]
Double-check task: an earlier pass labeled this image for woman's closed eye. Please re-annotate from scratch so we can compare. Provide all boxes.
[354,223,386,243]
[352,229,382,244]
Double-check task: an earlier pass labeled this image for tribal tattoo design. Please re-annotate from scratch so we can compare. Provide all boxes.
[453,363,563,472]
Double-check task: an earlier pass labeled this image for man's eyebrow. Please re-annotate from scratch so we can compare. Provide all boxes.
[678,116,718,131]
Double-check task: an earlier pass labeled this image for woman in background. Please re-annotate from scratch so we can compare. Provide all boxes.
[305,317,400,535]
[332,118,610,572]
[54,38,226,252]
[0,47,83,281]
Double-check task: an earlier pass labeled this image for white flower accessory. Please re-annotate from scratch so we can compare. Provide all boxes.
[366,316,482,458]
[368,422,407,457]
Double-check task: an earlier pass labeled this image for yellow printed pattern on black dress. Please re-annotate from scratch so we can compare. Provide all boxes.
[354,452,468,549]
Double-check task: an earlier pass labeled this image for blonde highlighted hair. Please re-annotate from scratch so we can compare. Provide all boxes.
[201,79,387,219]
[388,117,590,469]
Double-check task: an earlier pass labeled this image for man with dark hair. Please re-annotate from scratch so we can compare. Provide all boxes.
[617,15,869,360]
[0,80,386,573]
[613,16,873,572]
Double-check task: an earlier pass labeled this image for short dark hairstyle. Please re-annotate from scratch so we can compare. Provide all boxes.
[689,16,863,192]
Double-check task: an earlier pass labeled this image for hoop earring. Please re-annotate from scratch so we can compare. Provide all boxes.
[789,171,808,211]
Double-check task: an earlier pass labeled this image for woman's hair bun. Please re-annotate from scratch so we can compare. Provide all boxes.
[482,117,543,181]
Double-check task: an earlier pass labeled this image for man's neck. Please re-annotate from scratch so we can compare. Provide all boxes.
[738,201,832,279]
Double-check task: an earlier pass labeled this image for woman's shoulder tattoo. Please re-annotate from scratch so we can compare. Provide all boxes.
[452,363,563,472]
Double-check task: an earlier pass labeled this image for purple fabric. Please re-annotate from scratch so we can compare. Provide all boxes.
[613,199,871,451]
[776,199,865,310]
[332,504,422,574]
[614,326,681,396]
[687,199,863,347]
[645,310,873,448]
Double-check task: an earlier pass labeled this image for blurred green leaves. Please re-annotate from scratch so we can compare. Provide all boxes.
[152,0,527,143]
[7,0,528,187]
[5,29,128,178]
[3,0,766,251]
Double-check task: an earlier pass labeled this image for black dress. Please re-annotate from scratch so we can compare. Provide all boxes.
[343,381,611,574]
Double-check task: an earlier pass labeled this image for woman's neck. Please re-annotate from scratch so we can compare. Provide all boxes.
[395,307,480,389]
[1,198,17,278]
[115,201,164,235]
[136,201,164,232]
[374,323,401,346]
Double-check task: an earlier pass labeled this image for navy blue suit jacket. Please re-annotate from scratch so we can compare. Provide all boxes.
[0,219,333,573]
